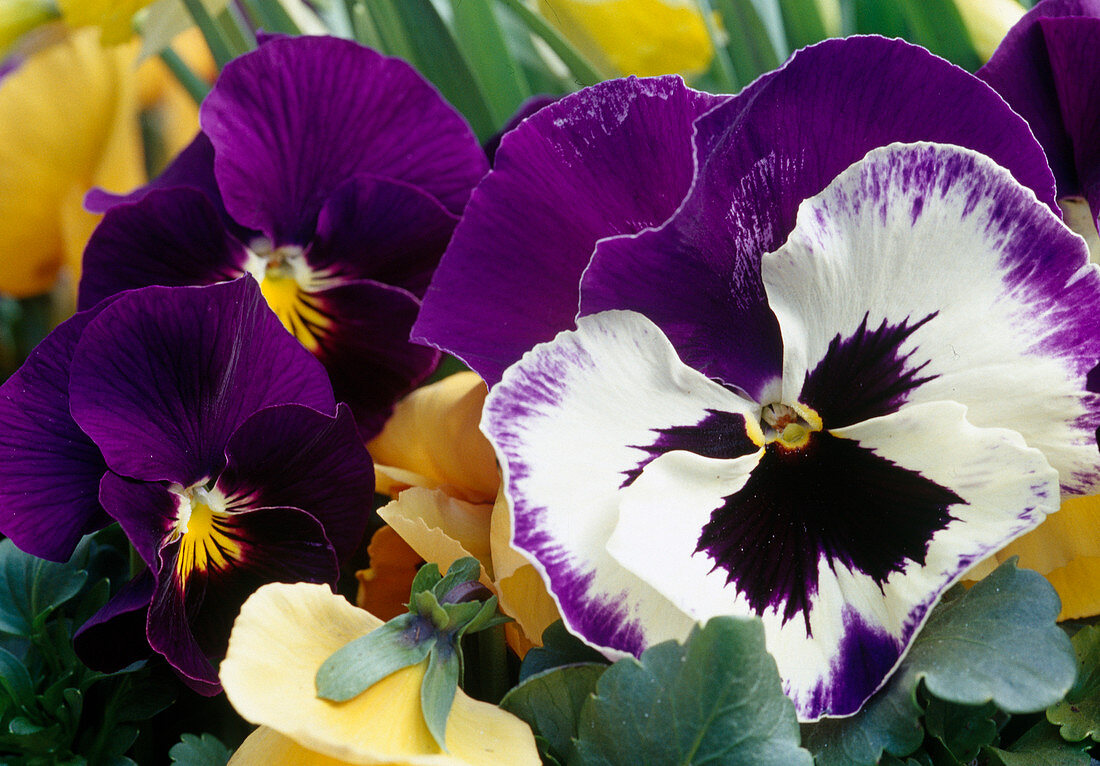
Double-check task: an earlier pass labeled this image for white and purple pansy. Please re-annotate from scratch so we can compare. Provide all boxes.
[78,34,489,438]
[979,0,1100,247]
[0,279,375,693]
[414,37,1100,720]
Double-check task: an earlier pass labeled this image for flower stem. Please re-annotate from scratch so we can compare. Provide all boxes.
[159,48,211,104]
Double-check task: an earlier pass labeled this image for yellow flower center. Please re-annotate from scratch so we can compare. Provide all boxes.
[245,240,333,353]
[169,485,242,588]
[760,402,823,451]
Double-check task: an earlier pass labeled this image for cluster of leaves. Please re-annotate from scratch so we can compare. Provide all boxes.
[501,561,1100,766]
[0,533,237,765]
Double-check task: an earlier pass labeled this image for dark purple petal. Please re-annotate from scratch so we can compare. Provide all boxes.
[85,134,222,214]
[978,0,1100,208]
[578,37,1058,395]
[78,188,250,311]
[413,77,728,385]
[146,505,338,693]
[270,281,437,437]
[0,303,113,561]
[307,174,458,298]
[73,570,155,672]
[201,36,488,244]
[216,403,374,562]
[99,472,178,569]
[69,279,335,486]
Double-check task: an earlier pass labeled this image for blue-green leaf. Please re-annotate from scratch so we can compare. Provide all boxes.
[0,538,87,638]
[168,732,233,766]
[316,613,434,702]
[500,663,605,765]
[1046,624,1100,742]
[421,645,460,750]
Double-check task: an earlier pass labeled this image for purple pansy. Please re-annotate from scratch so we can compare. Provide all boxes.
[0,279,375,692]
[979,0,1100,242]
[415,37,1100,720]
[79,35,489,438]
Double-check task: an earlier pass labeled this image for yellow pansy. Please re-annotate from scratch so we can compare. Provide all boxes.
[537,0,712,77]
[56,0,156,44]
[365,372,560,657]
[221,582,540,766]
[968,495,1100,619]
[0,27,145,298]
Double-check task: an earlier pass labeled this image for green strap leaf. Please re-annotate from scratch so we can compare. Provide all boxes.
[712,0,781,87]
[421,645,461,751]
[574,616,812,766]
[500,663,606,765]
[804,560,1077,766]
[315,613,435,702]
[777,0,830,50]
[896,0,982,71]
[449,0,531,127]
[494,0,611,87]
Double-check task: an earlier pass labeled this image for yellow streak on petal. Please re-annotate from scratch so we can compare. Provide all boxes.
[537,0,712,76]
[174,498,242,588]
[260,271,330,353]
[221,582,540,766]
[369,372,498,503]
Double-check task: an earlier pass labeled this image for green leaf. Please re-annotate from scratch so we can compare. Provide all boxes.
[168,732,233,766]
[852,0,908,36]
[803,560,1075,766]
[777,0,829,50]
[1047,624,1100,742]
[983,721,1092,766]
[520,621,608,682]
[896,0,982,71]
[433,557,482,601]
[449,0,531,126]
[316,613,435,701]
[494,0,611,87]
[713,0,781,87]
[421,645,460,751]
[573,616,812,766]
[0,538,88,637]
[923,697,999,762]
[410,562,443,597]
[0,646,34,706]
[500,663,605,765]
[387,0,496,141]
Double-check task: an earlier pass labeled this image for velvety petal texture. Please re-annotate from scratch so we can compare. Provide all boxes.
[979,0,1100,230]
[0,278,374,691]
[221,582,540,765]
[79,34,484,435]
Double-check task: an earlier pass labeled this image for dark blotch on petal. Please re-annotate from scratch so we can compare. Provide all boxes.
[800,312,938,429]
[623,409,758,486]
[696,432,960,630]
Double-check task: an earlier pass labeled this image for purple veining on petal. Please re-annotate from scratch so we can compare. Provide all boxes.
[622,409,758,486]
[799,312,938,429]
[801,609,902,719]
[697,432,960,630]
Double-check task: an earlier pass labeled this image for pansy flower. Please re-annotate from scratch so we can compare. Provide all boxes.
[0,278,375,692]
[978,0,1100,250]
[79,34,489,437]
[413,37,1100,720]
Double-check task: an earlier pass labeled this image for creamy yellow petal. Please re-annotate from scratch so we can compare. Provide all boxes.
[221,582,539,766]
[953,0,1025,62]
[1047,558,1100,620]
[487,488,528,584]
[231,727,358,766]
[496,565,560,654]
[378,489,493,581]
[0,28,144,296]
[537,0,712,76]
[368,372,499,503]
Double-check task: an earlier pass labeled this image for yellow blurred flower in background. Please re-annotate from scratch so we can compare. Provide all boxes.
[364,372,560,657]
[222,582,540,766]
[0,20,205,301]
[952,0,1025,62]
[537,0,713,76]
[56,0,157,44]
